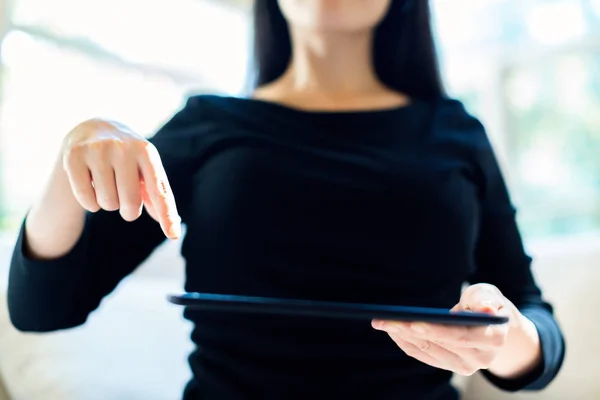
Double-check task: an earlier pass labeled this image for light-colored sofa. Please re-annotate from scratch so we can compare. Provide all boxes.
[0,233,598,400]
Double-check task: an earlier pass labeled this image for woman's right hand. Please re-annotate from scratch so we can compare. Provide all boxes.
[61,118,181,239]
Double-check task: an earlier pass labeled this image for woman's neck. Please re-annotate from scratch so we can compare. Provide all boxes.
[253,27,409,111]
[281,28,383,94]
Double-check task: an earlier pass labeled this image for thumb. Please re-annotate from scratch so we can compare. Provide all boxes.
[453,284,505,315]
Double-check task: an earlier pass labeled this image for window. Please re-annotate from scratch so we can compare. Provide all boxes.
[503,50,600,238]
[1,0,598,240]
[0,0,250,229]
[433,0,600,239]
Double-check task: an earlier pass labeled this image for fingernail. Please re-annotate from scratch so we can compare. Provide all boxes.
[372,320,385,330]
[411,323,428,334]
[169,221,182,239]
[479,300,497,312]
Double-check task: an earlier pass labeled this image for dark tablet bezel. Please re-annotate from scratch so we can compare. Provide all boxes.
[168,293,508,326]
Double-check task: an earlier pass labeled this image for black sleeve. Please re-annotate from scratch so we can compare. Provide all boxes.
[459,106,566,391]
[7,98,202,332]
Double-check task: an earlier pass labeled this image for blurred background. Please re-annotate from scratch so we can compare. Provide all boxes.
[0,0,598,399]
[0,0,599,239]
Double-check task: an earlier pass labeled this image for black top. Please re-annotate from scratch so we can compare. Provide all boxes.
[8,95,565,400]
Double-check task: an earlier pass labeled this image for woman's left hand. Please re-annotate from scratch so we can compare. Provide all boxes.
[372,283,524,376]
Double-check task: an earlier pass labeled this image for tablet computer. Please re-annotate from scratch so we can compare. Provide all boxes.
[167,292,508,326]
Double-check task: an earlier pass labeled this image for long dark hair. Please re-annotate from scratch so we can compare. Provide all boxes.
[249,0,445,100]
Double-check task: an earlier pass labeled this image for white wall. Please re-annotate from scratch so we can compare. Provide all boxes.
[464,237,600,399]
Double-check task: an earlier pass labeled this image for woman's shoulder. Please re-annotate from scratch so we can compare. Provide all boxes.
[427,97,490,147]
[174,93,243,127]
[186,93,263,116]
[149,94,247,142]
[430,97,482,128]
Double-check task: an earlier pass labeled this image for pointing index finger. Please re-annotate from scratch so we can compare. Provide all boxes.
[138,145,181,239]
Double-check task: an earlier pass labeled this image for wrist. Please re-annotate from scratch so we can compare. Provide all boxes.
[488,305,543,379]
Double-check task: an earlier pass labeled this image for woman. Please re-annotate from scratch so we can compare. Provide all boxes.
[8,0,564,399]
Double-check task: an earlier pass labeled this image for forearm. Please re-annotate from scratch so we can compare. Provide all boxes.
[8,219,92,332]
[488,305,542,378]
[26,156,86,260]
